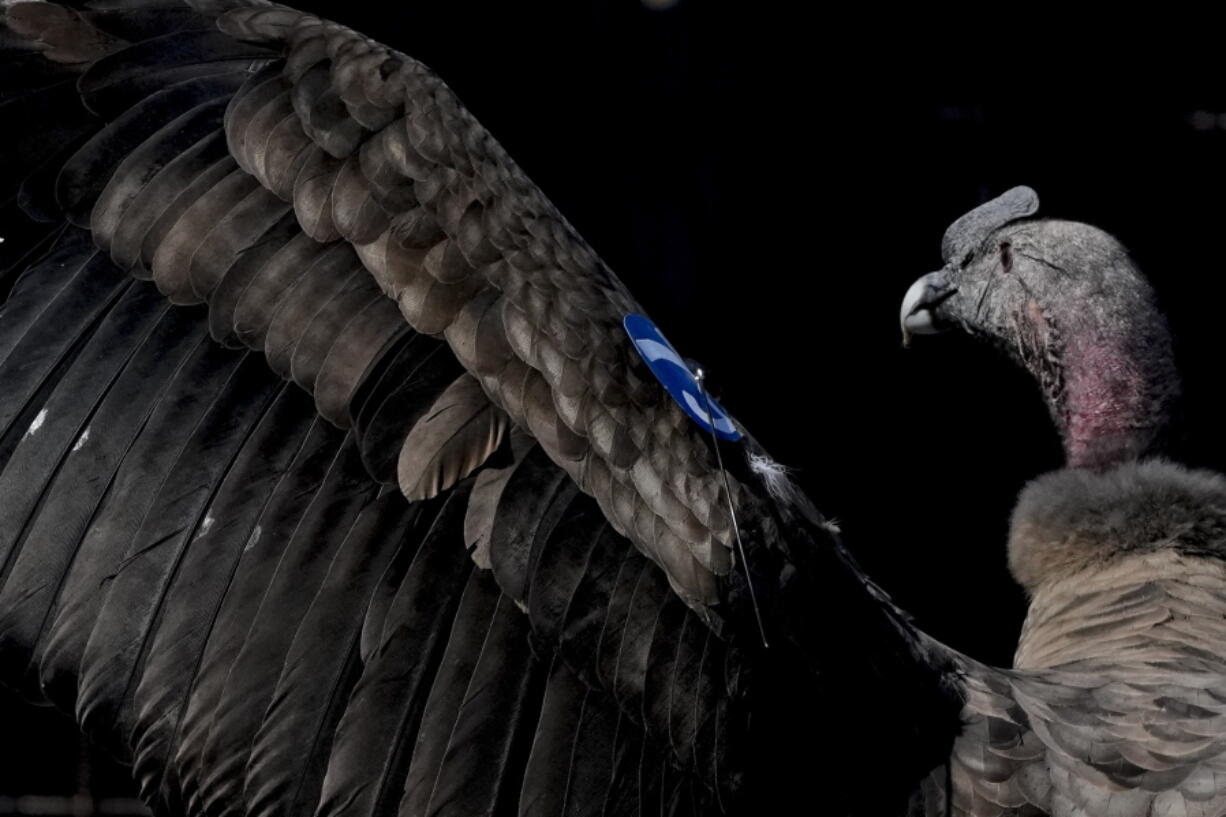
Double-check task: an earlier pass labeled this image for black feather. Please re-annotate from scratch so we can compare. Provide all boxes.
[354,494,444,664]
[0,245,130,462]
[663,615,706,772]
[0,81,94,210]
[554,526,634,688]
[640,600,687,746]
[17,130,100,224]
[594,557,654,694]
[399,565,503,817]
[6,302,203,703]
[0,227,95,372]
[243,490,423,817]
[0,50,77,106]
[419,592,547,817]
[0,209,65,295]
[351,330,463,483]
[313,487,474,817]
[488,445,579,604]
[57,72,249,225]
[77,5,201,45]
[128,383,318,812]
[36,332,240,715]
[600,713,646,817]
[526,494,609,651]
[610,566,674,737]
[172,417,346,815]
[75,350,282,757]
[0,283,169,693]
[194,435,377,817]
[91,96,229,257]
[106,128,229,272]
[518,658,620,817]
[78,28,272,116]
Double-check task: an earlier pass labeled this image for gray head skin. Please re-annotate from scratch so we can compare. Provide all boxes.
[900,187,1180,471]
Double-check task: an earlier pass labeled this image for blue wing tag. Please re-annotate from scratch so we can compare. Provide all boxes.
[623,313,742,441]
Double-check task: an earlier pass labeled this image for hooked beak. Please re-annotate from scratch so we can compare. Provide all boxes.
[900,271,956,346]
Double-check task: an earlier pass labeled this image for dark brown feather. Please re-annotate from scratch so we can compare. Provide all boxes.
[397,371,509,501]
[261,240,363,378]
[150,165,261,304]
[90,97,229,255]
[187,183,291,302]
[206,209,303,348]
[138,153,238,272]
[288,272,380,395]
[229,230,330,348]
[312,297,406,428]
[106,129,230,272]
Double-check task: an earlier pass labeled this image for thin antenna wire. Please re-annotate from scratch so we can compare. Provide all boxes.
[694,368,769,649]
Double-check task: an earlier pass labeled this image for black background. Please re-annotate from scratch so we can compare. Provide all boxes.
[7,1,1226,811]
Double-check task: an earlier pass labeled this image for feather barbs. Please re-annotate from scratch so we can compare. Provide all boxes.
[397,371,509,501]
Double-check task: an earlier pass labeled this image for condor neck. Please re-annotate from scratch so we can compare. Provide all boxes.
[1054,329,1177,470]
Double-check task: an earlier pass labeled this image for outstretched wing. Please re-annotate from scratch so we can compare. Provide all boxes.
[0,2,967,815]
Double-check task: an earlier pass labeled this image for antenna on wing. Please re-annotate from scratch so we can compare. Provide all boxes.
[694,368,769,649]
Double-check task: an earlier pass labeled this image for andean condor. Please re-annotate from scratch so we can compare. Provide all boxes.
[1,2,1223,816]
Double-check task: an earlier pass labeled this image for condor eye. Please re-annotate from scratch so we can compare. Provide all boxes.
[999,241,1013,273]
[960,251,975,269]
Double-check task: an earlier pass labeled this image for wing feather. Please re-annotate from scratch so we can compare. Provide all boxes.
[399,565,503,817]
[194,435,376,817]
[36,327,232,714]
[313,487,473,817]
[0,283,170,692]
[75,350,282,757]
[396,371,509,501]
[128,382,317,809]
[172,416,345,815]
[1,297,203,702]
[243,490,422,817]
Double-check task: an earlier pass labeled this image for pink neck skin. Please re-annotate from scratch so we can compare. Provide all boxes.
[1060,337,1154,470]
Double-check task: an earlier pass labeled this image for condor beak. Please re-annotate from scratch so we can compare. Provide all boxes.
[900,271,956,346]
